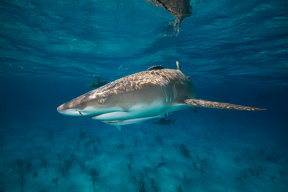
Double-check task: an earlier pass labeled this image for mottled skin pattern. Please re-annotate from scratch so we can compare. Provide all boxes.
[57,68,196,117]
[146,0,192,21]
[58,63,266,125]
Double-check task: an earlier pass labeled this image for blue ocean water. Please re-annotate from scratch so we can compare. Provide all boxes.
[0,0,288,191]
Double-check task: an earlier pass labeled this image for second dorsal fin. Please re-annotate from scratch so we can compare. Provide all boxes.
[147,66,165,71]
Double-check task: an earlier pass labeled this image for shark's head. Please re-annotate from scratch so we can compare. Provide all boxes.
[56,80,163,121]
[57,88,123,118]
[57,65,193,123]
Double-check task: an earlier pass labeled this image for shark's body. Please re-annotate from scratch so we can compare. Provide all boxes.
[57,62,265,130]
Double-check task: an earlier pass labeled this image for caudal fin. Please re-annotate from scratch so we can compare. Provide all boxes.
[184,99,266,111]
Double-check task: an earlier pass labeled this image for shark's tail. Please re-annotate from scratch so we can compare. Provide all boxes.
[184,99,266,111]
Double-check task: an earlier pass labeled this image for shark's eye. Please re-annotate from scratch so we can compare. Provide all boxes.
[98,98,105,104]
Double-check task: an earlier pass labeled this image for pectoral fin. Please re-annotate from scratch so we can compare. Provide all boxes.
[116,125,121,131]
[190,106,197,114]
[184,99,266,111]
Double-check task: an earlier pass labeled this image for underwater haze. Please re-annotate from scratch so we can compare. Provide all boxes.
[0,0,288,191]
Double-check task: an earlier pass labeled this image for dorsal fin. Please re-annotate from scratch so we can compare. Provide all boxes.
[176,61,181,71]
[147,66,165,71]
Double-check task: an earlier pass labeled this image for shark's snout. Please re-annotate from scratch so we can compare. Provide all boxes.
[57,97,108,117]
[57,103,82,116]
[57,104,64,112]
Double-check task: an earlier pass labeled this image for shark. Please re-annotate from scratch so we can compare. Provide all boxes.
[146,0,192,36]
[146,0,192,21]
[57,61,266,131]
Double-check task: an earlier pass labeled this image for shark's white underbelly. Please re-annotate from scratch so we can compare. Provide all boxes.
[92,99,188,121]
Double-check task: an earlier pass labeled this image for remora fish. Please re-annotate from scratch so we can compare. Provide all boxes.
[57,61,266,131]
[154,162,167,172]
[203,146,213,151]
[153,117,176,125]
[87,76,107,89]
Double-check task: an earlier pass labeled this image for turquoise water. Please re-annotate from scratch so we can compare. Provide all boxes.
[0,0,288,191]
